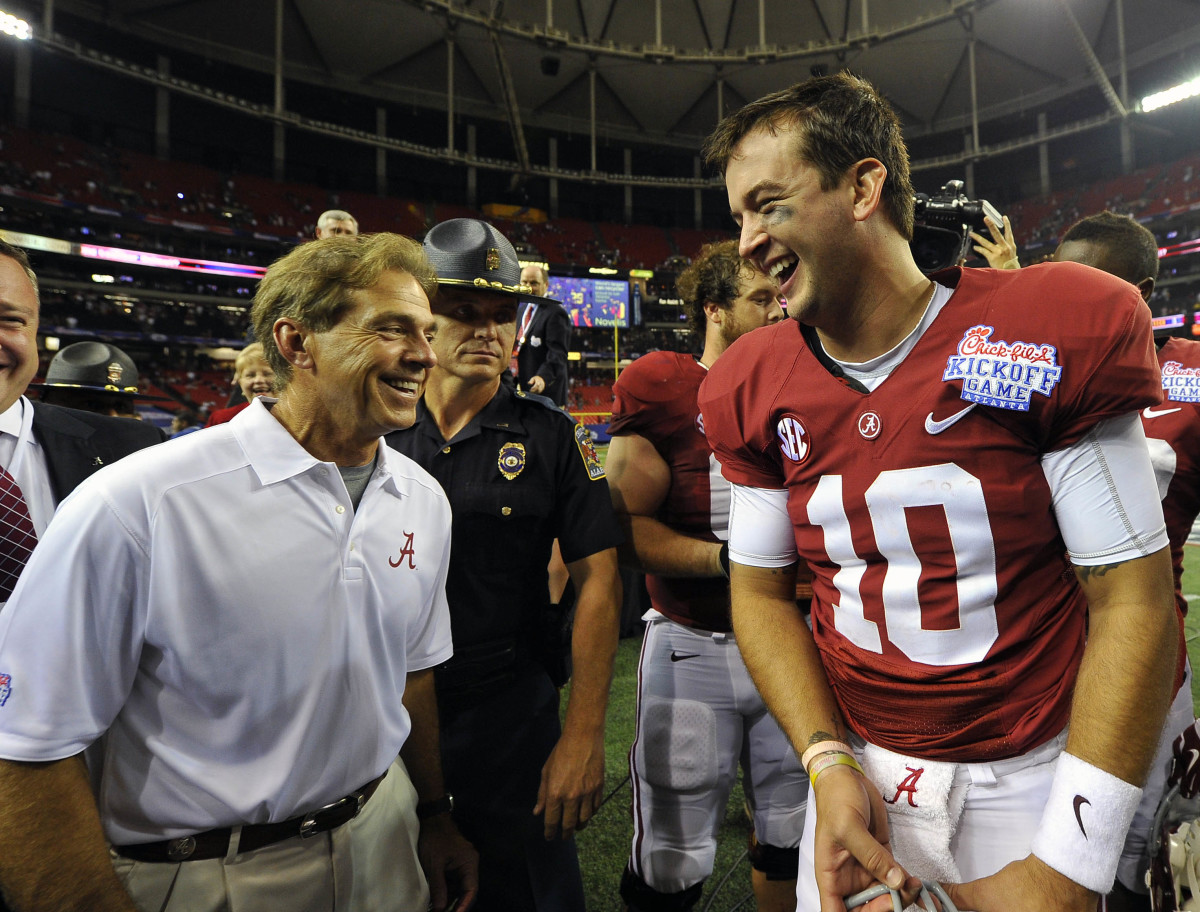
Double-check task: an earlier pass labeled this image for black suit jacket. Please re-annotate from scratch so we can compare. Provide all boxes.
[514,300,572,406]
[31,402,167,503]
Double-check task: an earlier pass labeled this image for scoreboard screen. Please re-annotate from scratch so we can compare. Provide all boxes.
[548,276,630,328]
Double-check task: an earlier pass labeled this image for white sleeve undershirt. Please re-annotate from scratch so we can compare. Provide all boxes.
[1039,412,1168,566]
[727,411,1167,569]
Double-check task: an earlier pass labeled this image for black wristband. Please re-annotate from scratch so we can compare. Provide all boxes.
[416,793,454,820]
[718,541,730,579]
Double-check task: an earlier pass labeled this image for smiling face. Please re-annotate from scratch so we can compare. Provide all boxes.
[0,255,39,413]
[305,269,437,444]
[236,354,276,400]
[725,125,858,327]
[430,288,518,386]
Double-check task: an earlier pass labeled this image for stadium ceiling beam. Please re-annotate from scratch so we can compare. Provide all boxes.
[488,25,532,172]
[398,0,989,65]
[531,69,589,115]
[929,44,968,127]
[690,0,713,50]
[666,82,721,135]
[974,38,1067,89]
[287,0,333,79]
[667,76,748,134]
[808,0,835,42]
[597,0,620,42]
[1053,0,1127,117]
[596,68,648,133]
[361,39,443,83]
[454,36,502,108]
[574,0,590,40]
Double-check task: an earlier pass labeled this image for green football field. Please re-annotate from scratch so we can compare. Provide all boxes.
[571,538,1200,911]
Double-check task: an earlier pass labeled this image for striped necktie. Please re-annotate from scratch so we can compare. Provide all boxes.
[0,466,37,601]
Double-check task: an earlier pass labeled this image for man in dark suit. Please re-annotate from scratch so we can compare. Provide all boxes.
[0,240,163,564]
[514,264,572,406]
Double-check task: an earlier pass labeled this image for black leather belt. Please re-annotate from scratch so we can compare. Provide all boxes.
[114,771,387,863]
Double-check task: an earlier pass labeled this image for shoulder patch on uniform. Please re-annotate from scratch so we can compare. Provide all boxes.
[574,423,606,480]
[941,324,1063,411]
[1162,361,1200,402]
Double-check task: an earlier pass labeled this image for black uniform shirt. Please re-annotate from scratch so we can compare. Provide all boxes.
[386,384,621,650]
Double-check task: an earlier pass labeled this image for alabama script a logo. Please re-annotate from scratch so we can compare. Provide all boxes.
[883,766,924,808]
[389,532,417,569]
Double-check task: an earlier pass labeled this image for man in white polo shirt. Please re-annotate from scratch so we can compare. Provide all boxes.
[0,233,477,912]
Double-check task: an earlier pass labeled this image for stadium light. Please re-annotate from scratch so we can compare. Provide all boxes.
[0,11,31,40]
[1141,75,1200,113]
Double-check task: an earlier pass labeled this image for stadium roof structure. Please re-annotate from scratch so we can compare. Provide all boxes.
[39,0,1200,181]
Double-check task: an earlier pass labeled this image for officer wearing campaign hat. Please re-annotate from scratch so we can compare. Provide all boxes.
[387,219,621,912]
[35,341,170,419]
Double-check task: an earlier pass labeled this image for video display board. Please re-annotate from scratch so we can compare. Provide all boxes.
[547,276,630,328]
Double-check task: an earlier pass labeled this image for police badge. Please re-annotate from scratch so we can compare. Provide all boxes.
[498,442,526,480]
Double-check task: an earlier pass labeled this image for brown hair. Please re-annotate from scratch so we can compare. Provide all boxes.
[675,240,750,335]
[251,233,437,386]
[702,72,915,240]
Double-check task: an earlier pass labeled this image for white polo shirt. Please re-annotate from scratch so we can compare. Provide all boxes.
[0,398,454,845]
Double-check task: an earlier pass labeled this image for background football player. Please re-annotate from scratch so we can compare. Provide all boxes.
[607,241,808,912]
[1051,211,1197,912]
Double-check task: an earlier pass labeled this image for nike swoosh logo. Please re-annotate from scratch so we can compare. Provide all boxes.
[1144,405,1183,418]
[1073,794,1090,838]
[669,652,701,662]
[924,404,977,435]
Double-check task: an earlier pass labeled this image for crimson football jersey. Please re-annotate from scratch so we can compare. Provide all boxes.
[1146,336,1200,688]
[1148,337,1200,617]
[610,352,734,631]
[699,263,1161,761]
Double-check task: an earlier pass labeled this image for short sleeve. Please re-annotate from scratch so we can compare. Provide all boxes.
[403,492,455,672]
[552,416,623,564]
[1044,274,1162,451]
[0,484,147,760]
[698,336,789,489]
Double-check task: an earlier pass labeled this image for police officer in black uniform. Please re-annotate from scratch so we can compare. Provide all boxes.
[386,218,622,912]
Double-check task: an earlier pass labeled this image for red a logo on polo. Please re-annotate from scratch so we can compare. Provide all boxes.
[884,766,924,808]
[389,532,417,569]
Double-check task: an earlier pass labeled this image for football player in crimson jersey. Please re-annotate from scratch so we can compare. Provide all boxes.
[1052,211,1197,912]
[697,73,1178,912]
[606,241,809,912]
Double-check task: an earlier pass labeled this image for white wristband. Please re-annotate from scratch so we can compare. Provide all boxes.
[1030,752,1142,893]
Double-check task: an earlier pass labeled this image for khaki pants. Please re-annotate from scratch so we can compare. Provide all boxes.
[110,759,428,912]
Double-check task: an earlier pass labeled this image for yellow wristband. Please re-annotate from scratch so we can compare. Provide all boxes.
[808,751,864,788]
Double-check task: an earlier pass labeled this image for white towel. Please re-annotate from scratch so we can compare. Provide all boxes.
[860,743,965,884]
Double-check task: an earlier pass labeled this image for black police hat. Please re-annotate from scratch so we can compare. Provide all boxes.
[33,341,171,401]
[422,218,555,303]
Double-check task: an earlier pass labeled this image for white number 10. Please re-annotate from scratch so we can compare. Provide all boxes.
[806,463,999,666]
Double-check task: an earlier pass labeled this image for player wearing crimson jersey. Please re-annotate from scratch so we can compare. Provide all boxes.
[699,74,1178,912]
[607,242,808,912]
[1053,211,1198,912]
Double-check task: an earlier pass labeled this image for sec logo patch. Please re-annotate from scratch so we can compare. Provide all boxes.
[776,416,810,464]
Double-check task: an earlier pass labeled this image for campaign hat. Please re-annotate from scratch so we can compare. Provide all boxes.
[33,341,171,401]
[422,218,555,303]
